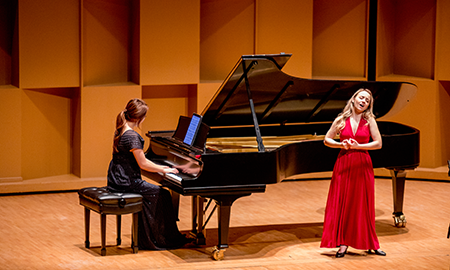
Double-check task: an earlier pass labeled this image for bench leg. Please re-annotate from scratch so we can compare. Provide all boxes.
[131,212,139,253]
[116,215,122,245]
[101,214,107,256]
[84,208,90,248]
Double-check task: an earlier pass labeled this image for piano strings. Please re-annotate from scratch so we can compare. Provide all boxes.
[206,134,327,152]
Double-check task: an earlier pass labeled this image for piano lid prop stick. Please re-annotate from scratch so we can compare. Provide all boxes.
[243,60,265,152]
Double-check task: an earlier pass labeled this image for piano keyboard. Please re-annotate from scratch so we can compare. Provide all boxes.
[166,173,183,183]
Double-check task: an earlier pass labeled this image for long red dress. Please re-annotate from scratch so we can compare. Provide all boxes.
[320,118,380,250]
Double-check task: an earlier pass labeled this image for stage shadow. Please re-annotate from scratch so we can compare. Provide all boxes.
[170,219,408,261]
[77,243,138,257]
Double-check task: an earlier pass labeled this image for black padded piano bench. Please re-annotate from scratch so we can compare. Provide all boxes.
[78,187,143,256]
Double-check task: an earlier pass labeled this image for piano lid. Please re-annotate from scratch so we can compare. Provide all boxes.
[201,54,417,127]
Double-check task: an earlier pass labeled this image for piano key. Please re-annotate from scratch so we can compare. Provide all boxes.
[166,173,182,182]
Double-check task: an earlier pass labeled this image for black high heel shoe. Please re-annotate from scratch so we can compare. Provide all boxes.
[368,249,386,256]
[336,245,348,258]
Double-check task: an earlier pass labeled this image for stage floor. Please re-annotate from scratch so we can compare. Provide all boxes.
[1,178,449,269]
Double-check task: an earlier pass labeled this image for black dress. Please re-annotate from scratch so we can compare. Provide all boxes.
[107,129,188,250]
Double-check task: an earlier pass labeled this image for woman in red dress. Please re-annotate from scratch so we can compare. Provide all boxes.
[320,89,386,258]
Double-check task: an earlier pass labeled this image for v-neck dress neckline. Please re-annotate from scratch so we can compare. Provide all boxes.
[350,117,361,137]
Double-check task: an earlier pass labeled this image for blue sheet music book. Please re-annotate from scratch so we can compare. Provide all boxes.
[183,113,202,146]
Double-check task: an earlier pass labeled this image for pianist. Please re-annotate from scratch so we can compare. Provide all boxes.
[320,89,386,258]
[107,98,191,250]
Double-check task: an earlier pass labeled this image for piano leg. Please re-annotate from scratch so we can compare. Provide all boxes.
[390,169,407,227]
[211,194,250,261]
[191,196,206,245]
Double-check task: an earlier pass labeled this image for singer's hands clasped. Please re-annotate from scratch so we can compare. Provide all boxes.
[342,138,359,150]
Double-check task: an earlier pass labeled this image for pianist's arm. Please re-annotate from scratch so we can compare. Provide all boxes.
[132,148,179,177]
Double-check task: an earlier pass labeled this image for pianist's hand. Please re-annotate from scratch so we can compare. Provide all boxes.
[162,167,179,174]
[174,164,200,175]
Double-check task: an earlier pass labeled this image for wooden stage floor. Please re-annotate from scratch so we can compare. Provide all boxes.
[1,178,449,269]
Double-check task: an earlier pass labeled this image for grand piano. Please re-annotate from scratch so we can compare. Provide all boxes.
[143,54,420,260]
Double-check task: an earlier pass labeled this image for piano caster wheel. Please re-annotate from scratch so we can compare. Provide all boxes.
[393,214,407,227]
[212,246,225,261]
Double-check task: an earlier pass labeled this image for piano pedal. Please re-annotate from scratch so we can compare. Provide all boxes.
[189,231,206,245]
[196,236,206,246]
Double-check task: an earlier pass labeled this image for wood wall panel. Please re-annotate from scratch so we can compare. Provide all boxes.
[140,0,200,85]
[1,0,450,193]
[377,77,438,168]
[436,0,450,80]
[142,85,193,132]
[378,0,436,79]
[200,0,255,81]
[82,0,135,86]
[79,85,141,178]
[438,81,450,164]
[21,90,72,179]
[376,0,395,78]
[0,1,16,86]
[312,0,367,78]
[198,82,221,113]
[392,0,435,79]
[0,87,22,180]
[19,0,79,88]
[256,0,313,78]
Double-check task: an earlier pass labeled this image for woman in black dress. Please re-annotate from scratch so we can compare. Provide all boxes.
[107,98,189,250]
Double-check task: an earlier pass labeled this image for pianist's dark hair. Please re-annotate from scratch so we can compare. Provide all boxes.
[113,98,148,153]
[335,88,375,133]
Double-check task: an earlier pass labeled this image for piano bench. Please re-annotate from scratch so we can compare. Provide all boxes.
[78,187,143,256]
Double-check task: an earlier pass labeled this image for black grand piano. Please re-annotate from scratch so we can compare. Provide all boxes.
[143,54,420,260]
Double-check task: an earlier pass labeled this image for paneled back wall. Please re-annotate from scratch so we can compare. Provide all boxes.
[0,0,449,193]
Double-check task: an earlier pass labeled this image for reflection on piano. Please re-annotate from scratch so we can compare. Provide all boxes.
[143,54,420,260]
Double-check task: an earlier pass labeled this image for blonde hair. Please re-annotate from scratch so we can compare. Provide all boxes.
[113,98,148,153]
[334,88,375,133]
